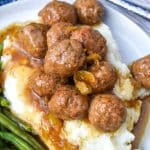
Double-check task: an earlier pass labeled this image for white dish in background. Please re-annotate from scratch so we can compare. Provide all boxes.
[0,0,150,149]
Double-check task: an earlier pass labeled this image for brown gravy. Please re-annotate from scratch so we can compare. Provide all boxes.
[0,24,150,150]
[0,24,78,150]
[0,24,20,42]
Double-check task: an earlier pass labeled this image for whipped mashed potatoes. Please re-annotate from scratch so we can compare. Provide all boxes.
[2,23,145,150]
[62,103,141,150]
[95,24,150,101]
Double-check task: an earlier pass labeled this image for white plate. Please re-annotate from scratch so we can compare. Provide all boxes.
[0,0,150,149]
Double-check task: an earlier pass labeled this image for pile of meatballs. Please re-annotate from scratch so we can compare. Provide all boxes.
[16,0,150,132]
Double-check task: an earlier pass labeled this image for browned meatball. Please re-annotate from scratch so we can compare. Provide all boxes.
[131,55,150,89]
[74,0,104,25]
[48,85,88,120]
[89,94,126,132]
[30,71,61,97]
[88,61,117,93]
[71,26,107,58]
[44,39,86,78]
[38,0,77,26]
[17,23,48,58]
[47,22,73,48]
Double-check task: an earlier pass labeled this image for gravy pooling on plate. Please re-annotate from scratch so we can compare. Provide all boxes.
[0,0,150,150]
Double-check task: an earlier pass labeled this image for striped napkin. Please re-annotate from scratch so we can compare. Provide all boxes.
[107,0,150,19]
[0,0,17,6]
[124,0,150,10]
[105,0,150,35]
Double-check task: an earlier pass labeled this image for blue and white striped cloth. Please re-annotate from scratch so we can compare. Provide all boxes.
[0,0,17,6]
[124,0,150,10]
[0,0,150,35]
[104,0,150,35]
[107,0,150,19]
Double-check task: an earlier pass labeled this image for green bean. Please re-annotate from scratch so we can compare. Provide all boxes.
[3,109,34,134]
[0,124,7,132]
[0,42,3,55]
[0,132,34,150]
[0,42,3,70]
[0,138,5,147]
[0,97,10,108]
[0,88,2,94]
[0,61,2,70]
[0,112,45,150]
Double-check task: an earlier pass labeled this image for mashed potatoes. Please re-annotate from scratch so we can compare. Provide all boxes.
[96,24,150,100]
[2,23,145,150]
[62,100,141,150]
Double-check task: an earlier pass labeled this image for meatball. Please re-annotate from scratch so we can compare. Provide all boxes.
[48,85,88,120]
[71,26,107,58]
[47,22,73,48]
[38,0,77,26]
[89,94,126,132]
[88,61,117,93]
[30,71,61,97]
[17,23,48,58]
[44,39,86,78]
[131,55,150,89]
[74,0,104,25]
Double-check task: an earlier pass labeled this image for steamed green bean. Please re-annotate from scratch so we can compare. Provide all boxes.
[0,112,45,150]
[0,132,34,150]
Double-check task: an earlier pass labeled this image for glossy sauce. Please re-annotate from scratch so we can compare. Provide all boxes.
[0,24,149,150]
[23,83,77,150]
[0,24,20,42]
[0,25,78,150]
